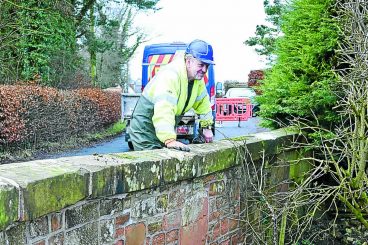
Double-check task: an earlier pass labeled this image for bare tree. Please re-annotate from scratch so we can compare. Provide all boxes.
[234,134,338,244]
[237,0,368,243]
[327,0,368,228]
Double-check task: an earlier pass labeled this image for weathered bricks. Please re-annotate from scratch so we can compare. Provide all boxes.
[163,212,181,231]
[116,213,130,227]
[125,222,145,245]
[100,197,127,218]
[0,166,259,244]
[32,240,45,245]
[65,201,99,229]
[51,213,62,232]
[29,216,48,238]
[48,232,64,245]
[156,194,168,213]
[220,218,229,236]
[165,229,179,244]
[168,188,185,210]
[152,233,165,245]
[100,219,114,244]
[115,227,125,239]
[0,128,300,244]
[210,222,221,242]
[147,221,163,235]
[114,240,124,245]
[219,239,231,245]
[209,180,226,196]
[65,222,99,245]
[0,168,246,244]
[6,224,27,244]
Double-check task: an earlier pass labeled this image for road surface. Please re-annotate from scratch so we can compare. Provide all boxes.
[48,117,269,159]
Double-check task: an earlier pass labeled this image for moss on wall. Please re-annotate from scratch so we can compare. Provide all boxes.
[0,183,19,230]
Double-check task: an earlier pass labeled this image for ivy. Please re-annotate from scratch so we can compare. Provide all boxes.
[0,0,77,86]
[0,0,158,88]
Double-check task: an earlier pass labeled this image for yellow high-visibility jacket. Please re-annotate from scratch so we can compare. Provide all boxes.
[140,51,213,143]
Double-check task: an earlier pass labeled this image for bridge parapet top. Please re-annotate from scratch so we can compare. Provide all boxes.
[0,127,298,231]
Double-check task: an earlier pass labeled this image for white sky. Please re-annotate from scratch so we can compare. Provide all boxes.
[129,0,268,83]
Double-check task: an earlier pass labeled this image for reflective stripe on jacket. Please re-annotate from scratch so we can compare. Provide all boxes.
[140,51,213,143]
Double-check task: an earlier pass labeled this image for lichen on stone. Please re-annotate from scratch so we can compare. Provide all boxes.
[111,153,139,160]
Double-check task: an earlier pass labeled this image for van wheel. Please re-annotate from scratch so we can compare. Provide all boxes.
[128,141,134,150]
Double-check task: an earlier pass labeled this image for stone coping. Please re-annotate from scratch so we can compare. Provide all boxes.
[0,127,298,231]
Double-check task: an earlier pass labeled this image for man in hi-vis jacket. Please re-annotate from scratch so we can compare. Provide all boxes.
[128,39,215,152]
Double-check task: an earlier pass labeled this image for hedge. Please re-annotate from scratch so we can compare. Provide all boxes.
[0,85,121,148]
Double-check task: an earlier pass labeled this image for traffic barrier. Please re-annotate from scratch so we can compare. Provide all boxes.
[215,98,252,122]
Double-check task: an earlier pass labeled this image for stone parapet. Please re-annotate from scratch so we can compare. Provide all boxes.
[0,128,299,244]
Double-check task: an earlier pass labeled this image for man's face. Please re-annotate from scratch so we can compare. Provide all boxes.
[186,57,209,81]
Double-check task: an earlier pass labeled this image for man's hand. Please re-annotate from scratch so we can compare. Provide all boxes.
[165,139,190,152]
[202,128,213,143]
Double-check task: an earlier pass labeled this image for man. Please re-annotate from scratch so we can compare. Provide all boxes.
[128,39,215,151]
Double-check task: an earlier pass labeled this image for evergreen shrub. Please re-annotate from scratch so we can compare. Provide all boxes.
[258,0,340,130]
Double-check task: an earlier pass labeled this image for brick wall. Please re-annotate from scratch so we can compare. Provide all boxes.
[0,128,300,245]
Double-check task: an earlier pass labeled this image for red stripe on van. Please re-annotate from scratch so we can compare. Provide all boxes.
[204,75,208,84]
[151,54,165,78]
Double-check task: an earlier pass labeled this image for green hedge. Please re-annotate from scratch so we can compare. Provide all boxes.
[0,85,121,147]
[257,0,339,129]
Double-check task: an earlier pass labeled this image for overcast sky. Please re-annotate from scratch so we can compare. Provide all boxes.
[129,0,268,83]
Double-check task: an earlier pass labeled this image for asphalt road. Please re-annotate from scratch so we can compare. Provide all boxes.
[49,117,269,159]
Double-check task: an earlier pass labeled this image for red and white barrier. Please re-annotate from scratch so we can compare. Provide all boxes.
[215,98,252,122]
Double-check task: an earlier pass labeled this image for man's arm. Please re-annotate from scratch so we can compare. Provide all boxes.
[146,70,179,143]
[192,81,214,127]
